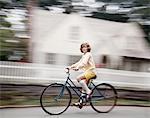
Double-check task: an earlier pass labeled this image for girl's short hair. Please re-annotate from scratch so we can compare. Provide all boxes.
[80,42,91,53]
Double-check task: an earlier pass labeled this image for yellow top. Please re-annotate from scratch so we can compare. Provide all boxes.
[71,52,95,71]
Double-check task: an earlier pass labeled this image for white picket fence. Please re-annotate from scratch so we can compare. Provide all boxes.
[0,61,150,89]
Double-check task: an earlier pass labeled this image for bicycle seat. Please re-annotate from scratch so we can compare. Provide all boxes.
[87,75,97,85]
[91,75,97,80]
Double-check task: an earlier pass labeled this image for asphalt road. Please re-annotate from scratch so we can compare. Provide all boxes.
[1,106,149,118]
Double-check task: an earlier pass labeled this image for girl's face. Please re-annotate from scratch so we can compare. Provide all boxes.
[82,46,88,53]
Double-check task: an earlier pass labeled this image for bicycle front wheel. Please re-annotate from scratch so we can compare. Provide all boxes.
[40,83,71,115]
[90,83,117,113]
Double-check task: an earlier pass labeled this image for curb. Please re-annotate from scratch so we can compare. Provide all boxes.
[0,104,149,109]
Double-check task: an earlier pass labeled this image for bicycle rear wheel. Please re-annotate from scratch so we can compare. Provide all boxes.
[90,83,117,113]
[40,83,71,115]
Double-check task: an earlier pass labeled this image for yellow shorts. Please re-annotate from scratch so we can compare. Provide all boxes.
[84,70,96,81]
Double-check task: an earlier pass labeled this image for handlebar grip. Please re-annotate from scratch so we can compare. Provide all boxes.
[65,67,70,73]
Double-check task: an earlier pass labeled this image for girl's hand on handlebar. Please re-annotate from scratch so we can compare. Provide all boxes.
[66,66,79,71]
[72,67,79,71]
[67,66,71,70]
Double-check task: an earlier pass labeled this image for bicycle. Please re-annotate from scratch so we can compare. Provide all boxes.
[40,68,118,115]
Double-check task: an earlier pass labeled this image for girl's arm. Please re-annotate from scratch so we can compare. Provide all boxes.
[76,53,90,69]
[70,58,82,69]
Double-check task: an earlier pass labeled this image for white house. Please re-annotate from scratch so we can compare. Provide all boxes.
[32,9,150,72]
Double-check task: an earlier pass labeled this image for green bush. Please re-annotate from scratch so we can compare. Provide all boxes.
[0,21,11,27]
[0,29,14,38]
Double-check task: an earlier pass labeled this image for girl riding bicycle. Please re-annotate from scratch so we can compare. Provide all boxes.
[68,42,97,106]
[40,43,117,114]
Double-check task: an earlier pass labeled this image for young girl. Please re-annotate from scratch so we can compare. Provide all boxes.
[69,42,97,106]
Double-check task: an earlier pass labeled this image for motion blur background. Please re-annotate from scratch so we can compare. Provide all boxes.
[0,0,150,107]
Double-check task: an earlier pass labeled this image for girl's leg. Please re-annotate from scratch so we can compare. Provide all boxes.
[76,74,91,95]
[73,74,92,107]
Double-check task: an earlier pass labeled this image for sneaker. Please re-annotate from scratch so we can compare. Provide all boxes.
[86,90,92,101]
[73,102,83,109]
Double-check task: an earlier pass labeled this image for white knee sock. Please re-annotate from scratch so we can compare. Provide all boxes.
[79,80,91,94]
[81,90,86,96]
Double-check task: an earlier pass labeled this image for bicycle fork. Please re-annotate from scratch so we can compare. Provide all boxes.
[54,84,66,101]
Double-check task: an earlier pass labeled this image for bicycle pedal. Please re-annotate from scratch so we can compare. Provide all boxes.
[73,103,83,109]
[79,105,83,109]
[86,97,91,102]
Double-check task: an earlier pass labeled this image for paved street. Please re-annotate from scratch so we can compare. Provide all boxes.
[1,106,149,118]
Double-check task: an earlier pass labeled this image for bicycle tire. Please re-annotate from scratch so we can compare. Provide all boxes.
[40,83,72,115]
[90,83,117,113]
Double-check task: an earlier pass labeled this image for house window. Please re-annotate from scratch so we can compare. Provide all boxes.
[46,53,56,64]
[123,57,141,71]
[69,26,80,43]
[102,55,108,64]
[100,55,109,68]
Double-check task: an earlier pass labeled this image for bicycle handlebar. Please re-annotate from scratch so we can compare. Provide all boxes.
[65,67,79,74]
[64,67,70,74]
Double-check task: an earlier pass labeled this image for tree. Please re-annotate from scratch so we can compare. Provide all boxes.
[0,1,9,9]
[38,0,62,7]
[0,29,15,60]
[0,29,28,61]
[133,0,150,6]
